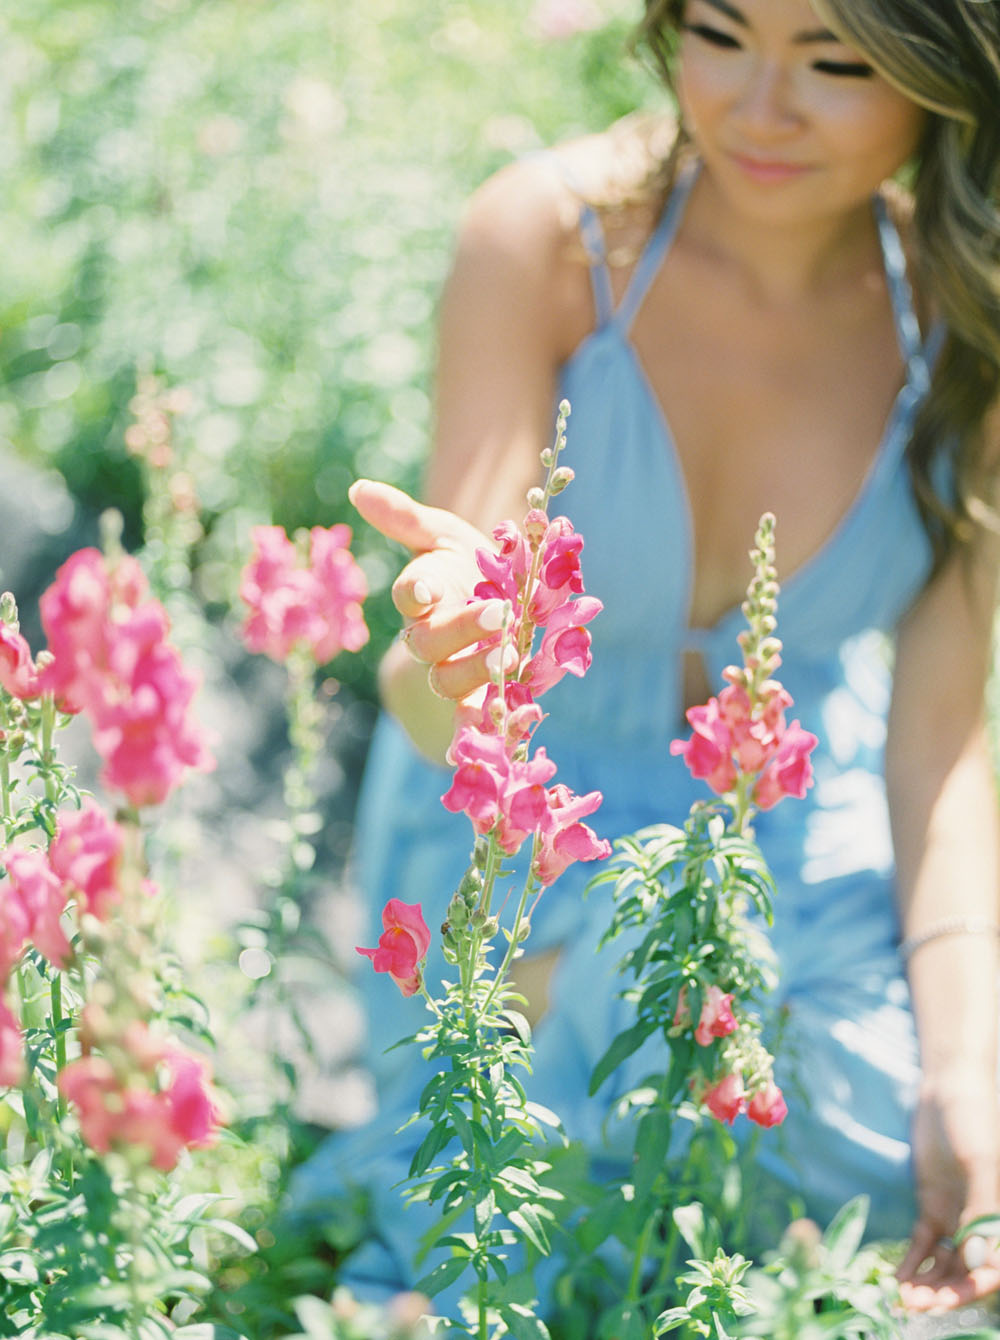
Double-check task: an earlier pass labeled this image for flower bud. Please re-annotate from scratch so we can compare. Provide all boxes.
[523,509,548,546]
[447,892,470,929]
[526,487,546,511]
[473,838,490,870]
[540,447,553,468]
[481,916,499,939]
[515,919,531,943]
[548,467,575,494]
[459,868,482,899]
[0,593,17,626]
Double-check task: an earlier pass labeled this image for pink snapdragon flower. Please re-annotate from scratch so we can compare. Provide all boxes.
[356,899,432,997]
[37,548,214,805]
[442,726,560,854]
[702,1071,747,1125]
[748,1079,788,1128]
[48,801,125,920]
[0,872,32,983]
[532,783,611,886]
[3,848,71,969]
[752,722,818,810]
[58,1044,220,1171]
[0,997,25,1088]
[670,697,738,795]
[0,625,40,701]
[675,984,738,1047]
[240,523,369,664]
[524,596,603,695]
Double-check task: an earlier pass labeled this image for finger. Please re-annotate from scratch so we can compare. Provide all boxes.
[428,642,520,703]
[901,1262,1000,1312]
[898,1221,944,1284]
[349,479,487,556]
[404,599,507,666]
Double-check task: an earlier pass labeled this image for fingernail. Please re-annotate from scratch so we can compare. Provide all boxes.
[477,601,506,633]
[963,1235,987,1270]
[412,580,432,607]
[485,644,518,679]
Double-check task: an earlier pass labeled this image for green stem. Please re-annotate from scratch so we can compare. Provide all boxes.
[50,976,67,1122]
[0,748,11,842]
[40,696,58,808]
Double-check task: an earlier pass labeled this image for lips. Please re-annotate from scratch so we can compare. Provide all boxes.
[728,152,812,183]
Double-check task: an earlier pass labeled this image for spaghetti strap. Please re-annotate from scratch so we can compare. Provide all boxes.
[616,159,700,331]
[576,200,615,328]
[874,195,931,394]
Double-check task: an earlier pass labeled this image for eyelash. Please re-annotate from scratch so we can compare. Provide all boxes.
[682,23,875,78]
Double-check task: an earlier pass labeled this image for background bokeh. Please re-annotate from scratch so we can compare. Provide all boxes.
[1,0,661,697]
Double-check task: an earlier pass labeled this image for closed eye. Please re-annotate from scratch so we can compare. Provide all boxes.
[813,59,874,77]
[683,22,742,50]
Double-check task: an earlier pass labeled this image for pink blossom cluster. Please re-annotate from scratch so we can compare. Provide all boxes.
[0,802,126,1086]
[440,510,610,889]
[240,524,369,664]
[699,1072,788,1129]
[2,549,215,807]
[670,676,817,811]
[356,898,431,997]
[674,982,787,1128]
[58,1022,219,1171]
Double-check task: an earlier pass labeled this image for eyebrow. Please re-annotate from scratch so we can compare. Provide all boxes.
[692,0,841,44]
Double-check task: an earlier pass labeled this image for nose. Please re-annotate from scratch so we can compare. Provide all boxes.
[732,60,802,138]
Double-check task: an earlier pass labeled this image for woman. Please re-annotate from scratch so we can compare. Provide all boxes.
[301,0,1000,1316]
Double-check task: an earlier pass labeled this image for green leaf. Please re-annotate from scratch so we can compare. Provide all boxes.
[672,1203,711,1260]
[589,1021,655,1095]
[411,1120,454,1178]
[822,1195,869,1270]
[500,1303,552,1340]
[199,1217,259,1254]
[634,1109,672,1200]
[508,1202,552,1256]
[172,1328,250,1340]
[415,1254,471,1298]
[502,1009,532,1046]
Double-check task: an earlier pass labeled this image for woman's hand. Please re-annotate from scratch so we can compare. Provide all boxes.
[898,1065,1000,1311]
[349,479,511,759]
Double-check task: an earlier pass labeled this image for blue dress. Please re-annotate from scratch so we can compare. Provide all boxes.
[293,160,944,1292]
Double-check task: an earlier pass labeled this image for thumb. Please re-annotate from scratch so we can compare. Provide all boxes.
[349,479,487,556]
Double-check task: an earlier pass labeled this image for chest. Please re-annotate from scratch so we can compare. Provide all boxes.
[630,258,908,630]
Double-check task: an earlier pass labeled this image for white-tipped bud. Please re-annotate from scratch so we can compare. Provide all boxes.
[0,593,17,626]
[540,447,553,468]
[526,486,546,510]
[549,467,575,494]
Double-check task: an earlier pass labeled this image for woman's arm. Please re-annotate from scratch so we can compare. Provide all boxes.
[887,514,1000,1307]
[358,155,595,762]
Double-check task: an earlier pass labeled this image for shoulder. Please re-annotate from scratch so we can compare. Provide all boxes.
[451,114,679,352]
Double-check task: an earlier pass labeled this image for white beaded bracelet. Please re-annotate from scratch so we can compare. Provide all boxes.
[899,916,1000,964]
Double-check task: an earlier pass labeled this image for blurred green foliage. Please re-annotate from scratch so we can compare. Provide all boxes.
[1,0,661,698]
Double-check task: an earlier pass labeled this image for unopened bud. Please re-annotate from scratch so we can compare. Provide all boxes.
[447,892,470,929]
[459,868,482,899]
[5,730,25,760]
[481,916,499,939]
[473,838,490,870]
[515,919,531,943]
[540,447,553,468]
[549,467,575,494]
[0,593,17,626]
[523,509,548,546]
[760,615,777,634]
[526,486,546,511]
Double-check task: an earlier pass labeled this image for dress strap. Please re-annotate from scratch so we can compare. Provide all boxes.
[576,200,616,328]
[873,195,931,395]
[616,159,700,331]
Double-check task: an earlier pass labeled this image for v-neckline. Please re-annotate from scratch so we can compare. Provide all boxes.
[625,343,921,646]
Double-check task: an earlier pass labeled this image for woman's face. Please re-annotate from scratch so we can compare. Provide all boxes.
[676,0,926,224]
